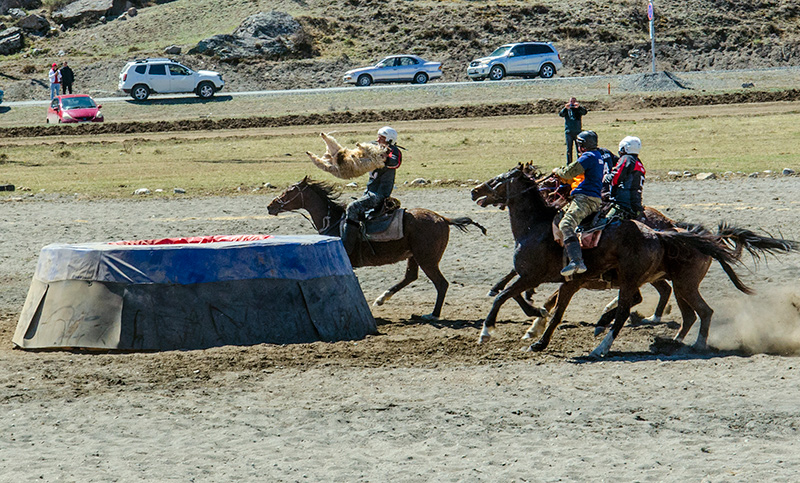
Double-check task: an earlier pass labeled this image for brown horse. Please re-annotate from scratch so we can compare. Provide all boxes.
[488,204,680,333]
[470,164,785,357]
[268,176,486,320]
[477,167,798,348]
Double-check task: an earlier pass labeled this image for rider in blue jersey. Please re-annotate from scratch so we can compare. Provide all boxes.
[552,130,606,277]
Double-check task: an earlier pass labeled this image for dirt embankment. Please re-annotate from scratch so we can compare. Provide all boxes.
[2,88,799,139]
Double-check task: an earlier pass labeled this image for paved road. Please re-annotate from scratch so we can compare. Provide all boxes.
[4,65,798,107]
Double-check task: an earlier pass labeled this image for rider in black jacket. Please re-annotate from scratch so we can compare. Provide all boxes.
[605,136,645,219]
[341,126,402,255]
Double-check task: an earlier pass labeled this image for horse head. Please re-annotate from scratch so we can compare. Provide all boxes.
[471,163,542,208]
[267,176,310,215]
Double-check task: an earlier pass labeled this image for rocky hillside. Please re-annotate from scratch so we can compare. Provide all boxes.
[1,0,799,101]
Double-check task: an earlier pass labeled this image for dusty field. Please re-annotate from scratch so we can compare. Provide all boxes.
[2,177,800,481]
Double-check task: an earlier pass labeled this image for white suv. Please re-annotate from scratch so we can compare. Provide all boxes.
[118,58,224,101]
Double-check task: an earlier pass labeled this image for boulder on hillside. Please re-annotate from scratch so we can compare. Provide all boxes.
[189,11,315,61]
[16,14,49,34]
[52,0,128,27]
[0,27,23,55]
[0,0,41,15]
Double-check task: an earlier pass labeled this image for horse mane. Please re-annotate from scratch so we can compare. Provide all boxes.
[515,163,557,217]
[305,178,346,208]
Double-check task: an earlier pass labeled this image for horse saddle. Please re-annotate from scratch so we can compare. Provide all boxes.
[364,209,404,242]
[362,197,404,242]
[552,210,612,249]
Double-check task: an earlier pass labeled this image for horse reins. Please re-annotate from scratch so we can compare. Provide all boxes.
[275,182,335,234]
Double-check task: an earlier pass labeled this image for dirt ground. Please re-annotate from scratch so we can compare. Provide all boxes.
[2,177,800,481]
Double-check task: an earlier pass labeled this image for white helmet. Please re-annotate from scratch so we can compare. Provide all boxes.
[377,126,398,144]
[618,136,642,155]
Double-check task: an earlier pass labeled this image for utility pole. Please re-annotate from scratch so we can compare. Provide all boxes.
[648,1,656,73]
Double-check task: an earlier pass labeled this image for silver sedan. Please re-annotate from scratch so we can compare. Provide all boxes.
[343,55,443,87]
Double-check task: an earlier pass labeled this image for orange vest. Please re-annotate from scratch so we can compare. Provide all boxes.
[570,174,584,192]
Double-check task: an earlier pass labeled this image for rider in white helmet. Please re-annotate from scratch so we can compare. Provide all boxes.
[605,135,645,219]
[341,126,403,255]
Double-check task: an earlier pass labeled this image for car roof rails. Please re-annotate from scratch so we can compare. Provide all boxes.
[133,58,174,63]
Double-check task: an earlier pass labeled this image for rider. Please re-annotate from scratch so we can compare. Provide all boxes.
[552,130,605,277]
[605,136,645,220]
[597,144,619,200]
[341,126,402,255]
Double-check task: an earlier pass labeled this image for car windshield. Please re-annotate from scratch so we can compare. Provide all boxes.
[61,97,96,110]
[489,46,512,57]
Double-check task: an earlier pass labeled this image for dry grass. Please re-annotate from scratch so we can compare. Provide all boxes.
[1,101,798,198]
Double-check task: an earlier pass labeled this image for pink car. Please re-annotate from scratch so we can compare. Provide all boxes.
[46,94,104,123]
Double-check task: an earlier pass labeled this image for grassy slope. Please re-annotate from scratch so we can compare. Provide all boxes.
[2,0,800,99]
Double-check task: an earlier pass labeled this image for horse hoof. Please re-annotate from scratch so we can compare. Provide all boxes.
[588,349,604,359]
[478,335,491,345]
[420,313,439,321]
[521,332,532,340]
[373,291,391,306]
[528,341,547,352]
[594,326,607,337]
[487,290,498,297]
[643,315,661,323]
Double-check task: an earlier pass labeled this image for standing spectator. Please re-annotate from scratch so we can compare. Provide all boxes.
[559,97,588,164]
[60,61,74,95]
[48,63,61,100]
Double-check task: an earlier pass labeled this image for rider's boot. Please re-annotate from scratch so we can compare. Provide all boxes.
[341,219,360,256]
[561,236,587,277]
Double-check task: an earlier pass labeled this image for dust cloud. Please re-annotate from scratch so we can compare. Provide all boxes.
[710,286,800,355]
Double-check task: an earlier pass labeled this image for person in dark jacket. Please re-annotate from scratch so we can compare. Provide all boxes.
[597,146,619,199]
[60,61,74,95]
[341,126,402,255]
[559,97,588,164]
[552,130,605,277]
[605,136,645,219]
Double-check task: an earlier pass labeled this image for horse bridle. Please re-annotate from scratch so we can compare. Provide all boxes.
[485,169,542,205]
[273,182,308,209]
[274,182,335,234]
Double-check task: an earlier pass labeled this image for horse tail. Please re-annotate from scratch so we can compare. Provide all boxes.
[716,222,800,262]
[673,220,711,235]
[446,217,488,235]
[658,230,754,295]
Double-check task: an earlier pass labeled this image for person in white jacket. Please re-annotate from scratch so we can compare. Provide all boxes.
[48,63,61,100]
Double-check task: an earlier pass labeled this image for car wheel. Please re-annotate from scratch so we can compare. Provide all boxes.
[413,72,428,84]
[539,63,556,79]
[489,65,505,81]
[356,74,373,87]
[197,81,215,99]
[131,84,150,101]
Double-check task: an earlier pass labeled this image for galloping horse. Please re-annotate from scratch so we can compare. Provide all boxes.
[268,176,486,320]
[470,164,791,357]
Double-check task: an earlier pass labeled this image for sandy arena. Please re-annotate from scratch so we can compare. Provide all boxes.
[1,176,800,481]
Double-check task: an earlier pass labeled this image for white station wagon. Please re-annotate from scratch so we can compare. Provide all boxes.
[343,55,443,87]
[118,58,224,101]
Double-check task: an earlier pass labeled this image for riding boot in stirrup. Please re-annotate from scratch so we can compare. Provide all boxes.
[561,237,587,277]
[341,219,360,256]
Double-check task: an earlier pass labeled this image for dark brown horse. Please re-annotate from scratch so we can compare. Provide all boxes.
[470,164,793,357]
[268,176,486,320]
[488,204,680,335]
